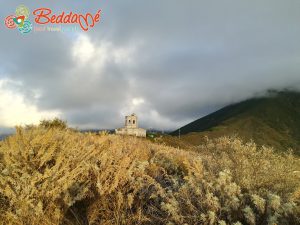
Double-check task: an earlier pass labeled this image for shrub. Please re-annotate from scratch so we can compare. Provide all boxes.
[0,127,299,224]
[39,118,68,130]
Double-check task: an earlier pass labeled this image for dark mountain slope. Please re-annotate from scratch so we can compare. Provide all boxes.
[171,91,300,154]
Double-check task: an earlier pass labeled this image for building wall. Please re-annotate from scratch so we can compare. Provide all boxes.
[115,128,146,137]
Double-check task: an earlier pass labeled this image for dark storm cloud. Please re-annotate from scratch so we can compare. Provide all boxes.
[0,0,300,131]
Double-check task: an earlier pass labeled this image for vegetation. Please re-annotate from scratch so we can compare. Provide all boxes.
[39,118,68,130]
[0,121,299,224]
[171,90,300,154]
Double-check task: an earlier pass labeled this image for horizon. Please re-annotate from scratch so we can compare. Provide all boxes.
[0,88,298,135]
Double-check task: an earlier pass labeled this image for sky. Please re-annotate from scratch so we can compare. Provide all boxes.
[0,0,300,133]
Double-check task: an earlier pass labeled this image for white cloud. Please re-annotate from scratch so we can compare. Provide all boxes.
[132,97,145,106]
[72,35,96,64]
[72,34,136,71]
[0,79,60,127]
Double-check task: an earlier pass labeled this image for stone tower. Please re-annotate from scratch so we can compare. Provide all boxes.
[125,113,138,128]
[115,113,146,137]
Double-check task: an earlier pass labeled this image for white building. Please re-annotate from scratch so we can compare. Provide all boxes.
[115,113,146,137]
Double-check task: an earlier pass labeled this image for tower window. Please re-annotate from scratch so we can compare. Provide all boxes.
[133,120,135,124]
[128,120,131,124]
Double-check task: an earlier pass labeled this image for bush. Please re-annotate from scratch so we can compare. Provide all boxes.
[39,118,68,130]
[0,127,299,224]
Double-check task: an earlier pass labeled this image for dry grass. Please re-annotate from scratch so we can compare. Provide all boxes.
[0,123,299,224]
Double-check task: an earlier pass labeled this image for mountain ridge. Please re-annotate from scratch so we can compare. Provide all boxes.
[171,90,300,154]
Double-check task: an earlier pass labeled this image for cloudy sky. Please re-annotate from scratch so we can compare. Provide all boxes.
[0,0,300,132]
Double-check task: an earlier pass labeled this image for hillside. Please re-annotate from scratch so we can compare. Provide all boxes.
[171,91,300,154]
[0,123,300,224]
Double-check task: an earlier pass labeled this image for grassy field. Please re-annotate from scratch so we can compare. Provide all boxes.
[0,120,300,224]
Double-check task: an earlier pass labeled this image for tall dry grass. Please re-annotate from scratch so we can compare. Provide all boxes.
[0,123,299,224]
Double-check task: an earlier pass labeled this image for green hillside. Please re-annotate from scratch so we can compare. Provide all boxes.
[171,90,300,154]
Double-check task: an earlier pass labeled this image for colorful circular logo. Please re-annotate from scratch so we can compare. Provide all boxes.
[5,15,17,29]
[18,20,32,34]
[16,5,30,19]
[4,5,32,34]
